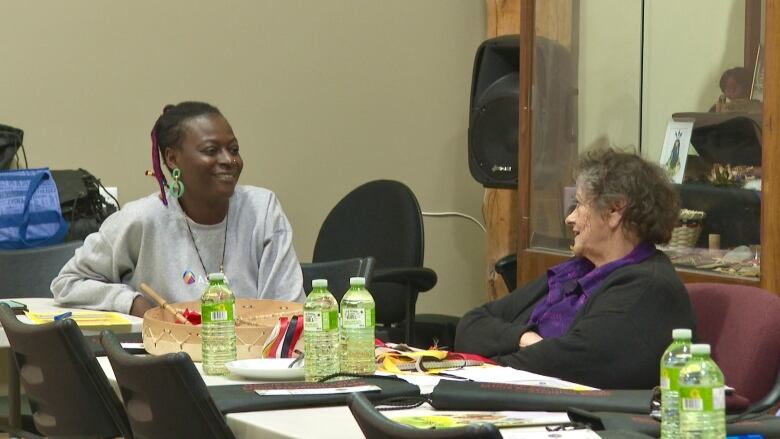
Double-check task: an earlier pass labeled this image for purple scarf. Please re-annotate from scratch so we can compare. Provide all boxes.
[528,242,656,339]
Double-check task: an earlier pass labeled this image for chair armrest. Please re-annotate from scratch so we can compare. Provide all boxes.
[494,253,518,291]
[372,267,437,292]
[494,253,517,272]
[744,367,780,415]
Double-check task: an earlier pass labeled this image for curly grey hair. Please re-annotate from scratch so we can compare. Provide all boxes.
[574,148,680,244]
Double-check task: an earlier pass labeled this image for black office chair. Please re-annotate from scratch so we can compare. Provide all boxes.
[347,393,503,439]
[313,180,437,344]
[0,304,132,438]
[0,241,82,432]
[0,240,83,298]
[301,257,375,300]
[100,330,236,439]
[494,253,518,292]
[418,254,514,350]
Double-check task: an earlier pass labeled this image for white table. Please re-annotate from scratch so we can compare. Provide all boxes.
[97,357,599,439]
[0,298,143,431]
[98,356,372,438]
[0,298,144,348]
[224,404,600,439]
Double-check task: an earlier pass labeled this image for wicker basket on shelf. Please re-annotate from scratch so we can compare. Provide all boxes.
[669,209,706,248]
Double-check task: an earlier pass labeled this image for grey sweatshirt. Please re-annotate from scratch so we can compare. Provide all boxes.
[51,185,304,313]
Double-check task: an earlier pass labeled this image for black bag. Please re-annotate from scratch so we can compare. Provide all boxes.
[429,380,654,414]
[0,124,24,170]
[50,169,119,241]
[210,376,420,413]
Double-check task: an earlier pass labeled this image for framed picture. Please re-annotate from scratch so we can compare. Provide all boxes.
[659,119,694,184]
[751,44,764,101]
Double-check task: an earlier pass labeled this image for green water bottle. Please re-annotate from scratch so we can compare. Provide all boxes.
[678,344,726,438]
[201,272,236,376]
[339,277,376,374]
[660,328,693,438]
[303,279,340,381]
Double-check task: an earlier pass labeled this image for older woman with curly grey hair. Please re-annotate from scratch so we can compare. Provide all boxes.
[455,148,695,389]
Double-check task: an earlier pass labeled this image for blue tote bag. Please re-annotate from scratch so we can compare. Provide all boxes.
[0,167,69,249]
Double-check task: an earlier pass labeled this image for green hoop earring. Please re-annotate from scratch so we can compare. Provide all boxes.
[168,167,185,198]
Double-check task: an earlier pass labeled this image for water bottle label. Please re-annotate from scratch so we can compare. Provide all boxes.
[680,386,725,411]
[304,310,338,331]
[712,386,725,409]
[681,395,703,411]
[202,301,235,323]
[342,308,375,329]
[305,311,323,331]
[660,366,681,390]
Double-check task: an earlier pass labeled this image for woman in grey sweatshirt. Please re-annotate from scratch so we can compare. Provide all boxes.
[51,102,304,316]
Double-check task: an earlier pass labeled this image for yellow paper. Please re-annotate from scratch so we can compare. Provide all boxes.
[377,347,449,374]
[25,311,132,331]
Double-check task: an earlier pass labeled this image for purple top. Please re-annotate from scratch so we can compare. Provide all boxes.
[528,242,656,339]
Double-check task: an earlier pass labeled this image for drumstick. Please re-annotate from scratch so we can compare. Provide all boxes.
[139,283,191,325]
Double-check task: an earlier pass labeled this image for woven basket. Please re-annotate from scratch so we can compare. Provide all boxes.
[669,209,706,248]
[142,298,302,361]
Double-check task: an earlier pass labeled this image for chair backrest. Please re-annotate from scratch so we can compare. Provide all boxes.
[686,283,780,407]
[347,393,503,439]
[313,180,425,326]
[0,304,132,438]
[301,257,375,301]
[0,240,82,298]
[100,330,236,439]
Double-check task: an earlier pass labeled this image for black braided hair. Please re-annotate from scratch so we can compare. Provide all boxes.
[149,101,221,205]
[154,101,221,165]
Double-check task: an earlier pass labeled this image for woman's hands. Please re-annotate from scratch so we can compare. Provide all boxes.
[519,330,543,348]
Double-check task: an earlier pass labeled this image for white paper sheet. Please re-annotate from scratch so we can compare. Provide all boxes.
[254,384,380,396]
[441,365,597,390]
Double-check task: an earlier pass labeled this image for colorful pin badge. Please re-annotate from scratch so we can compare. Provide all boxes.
[182,270,196,285]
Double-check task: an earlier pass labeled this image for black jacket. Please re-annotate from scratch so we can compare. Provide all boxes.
[454,251,696,389]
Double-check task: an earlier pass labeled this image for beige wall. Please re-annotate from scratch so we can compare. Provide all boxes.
[578,0,642,152]
[0,1,489,317]
[642,0,745,161]
[577,0,746,161]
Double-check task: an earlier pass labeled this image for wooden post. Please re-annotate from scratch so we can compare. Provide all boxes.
[484,0,521,300]
[761,0,779,295]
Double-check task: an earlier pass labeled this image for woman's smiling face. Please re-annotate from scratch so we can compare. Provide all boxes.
[565,186,611,263]
[166,113,243,203]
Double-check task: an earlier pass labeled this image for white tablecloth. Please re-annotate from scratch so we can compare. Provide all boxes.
[97,357,600,439]
[0,297,144,348]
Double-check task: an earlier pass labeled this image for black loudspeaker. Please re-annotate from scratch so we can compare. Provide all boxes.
[468,35,520,188]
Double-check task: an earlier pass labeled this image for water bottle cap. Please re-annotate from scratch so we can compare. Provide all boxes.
[691,344,711,355]
[349,277,366,286]
[207,272,225,282]
[312,279,328,288]
[672,328,692,339]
